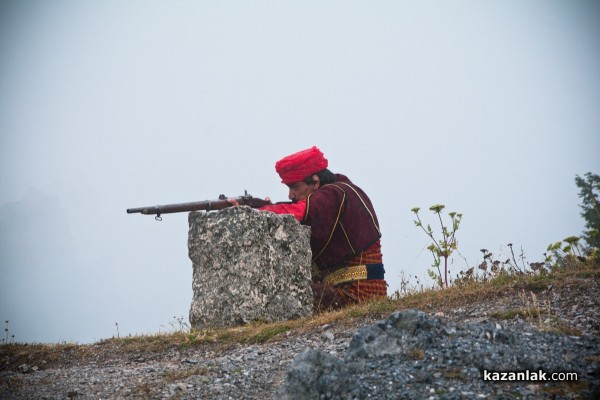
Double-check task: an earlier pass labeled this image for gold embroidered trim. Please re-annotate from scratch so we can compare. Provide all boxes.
[324,265,368,286]
[338,182,380,234]
[339,222,356,254]
[312,185,346,261]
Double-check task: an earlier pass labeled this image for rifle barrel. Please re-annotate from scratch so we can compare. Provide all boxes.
[126,200,227,215]
[126,192,270,217]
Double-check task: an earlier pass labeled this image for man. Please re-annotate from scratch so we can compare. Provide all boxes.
[259,146,387,311]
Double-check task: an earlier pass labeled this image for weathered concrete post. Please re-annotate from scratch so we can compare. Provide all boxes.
[188,206,313,329]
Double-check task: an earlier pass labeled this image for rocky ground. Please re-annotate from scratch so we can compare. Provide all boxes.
[1,266,599,399]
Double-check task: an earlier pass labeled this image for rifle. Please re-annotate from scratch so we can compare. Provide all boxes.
[126,190,271,221]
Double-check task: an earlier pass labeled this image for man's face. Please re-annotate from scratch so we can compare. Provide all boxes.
[287,180,318,202]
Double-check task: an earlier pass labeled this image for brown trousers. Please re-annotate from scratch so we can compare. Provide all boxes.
[310,283,354,312]
[311,280,388,313]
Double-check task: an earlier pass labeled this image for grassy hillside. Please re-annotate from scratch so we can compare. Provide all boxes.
[1,259,598,373]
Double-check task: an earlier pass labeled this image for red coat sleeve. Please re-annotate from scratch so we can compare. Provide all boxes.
[259,200,306,222]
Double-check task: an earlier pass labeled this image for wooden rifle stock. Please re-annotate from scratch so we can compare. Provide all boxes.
[126,191,271,220]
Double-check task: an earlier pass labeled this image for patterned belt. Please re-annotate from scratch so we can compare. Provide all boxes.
[323,264,385,286]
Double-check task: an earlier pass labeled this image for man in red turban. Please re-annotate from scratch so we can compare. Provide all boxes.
[260,146,387,311]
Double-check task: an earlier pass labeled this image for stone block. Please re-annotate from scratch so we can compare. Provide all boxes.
[188,206,313,329]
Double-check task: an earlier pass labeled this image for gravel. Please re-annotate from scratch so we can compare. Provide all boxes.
[281,310,599,399]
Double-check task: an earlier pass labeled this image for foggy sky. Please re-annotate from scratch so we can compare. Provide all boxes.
[1,0,599,344]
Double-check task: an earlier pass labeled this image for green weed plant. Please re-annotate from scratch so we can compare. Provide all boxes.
[412,204,462,288]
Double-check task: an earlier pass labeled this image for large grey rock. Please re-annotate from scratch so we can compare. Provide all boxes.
[188,206,313,329]
[347,309,440,358]
[281,348,352,400]
[282,310,593,399]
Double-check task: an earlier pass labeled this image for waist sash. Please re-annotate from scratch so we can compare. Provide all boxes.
[323,264,385,286]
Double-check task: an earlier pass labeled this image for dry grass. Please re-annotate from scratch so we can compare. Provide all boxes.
[1,259,597,372]
[408,348,425,360]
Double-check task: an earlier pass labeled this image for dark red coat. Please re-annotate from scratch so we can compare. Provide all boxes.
[302,174,381,270]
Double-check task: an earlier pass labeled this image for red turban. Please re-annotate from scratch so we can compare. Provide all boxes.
[275,146,329,184]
